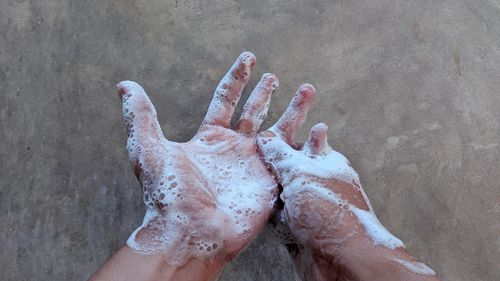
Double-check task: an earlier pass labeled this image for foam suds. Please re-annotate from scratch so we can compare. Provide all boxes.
[350,207,404,249]
[393,257,436,275]
[258,134,360,188]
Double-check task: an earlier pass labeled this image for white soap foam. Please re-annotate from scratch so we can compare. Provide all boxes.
[259,135,360,187]
[350,207,404,250]
[393,257,436,275]
[127,208,160,253]
[282,181,404,250]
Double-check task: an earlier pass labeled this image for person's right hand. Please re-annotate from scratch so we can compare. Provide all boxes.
[256,85,440,281]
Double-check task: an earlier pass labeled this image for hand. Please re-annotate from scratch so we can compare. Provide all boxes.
[118,52,280,268]
[256,86,439,281]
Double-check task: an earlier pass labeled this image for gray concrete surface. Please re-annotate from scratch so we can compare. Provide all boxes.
[1,0,499,280]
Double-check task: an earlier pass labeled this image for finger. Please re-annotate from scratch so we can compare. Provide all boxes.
[270,83,316,144]
[235,73,279,135]
[303,123,331,154]
[202,51,256,128]
[256,130,301,186]
[116,81,166,180]
[256,130,281,168]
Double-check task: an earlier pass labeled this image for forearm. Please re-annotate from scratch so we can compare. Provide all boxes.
[89,246,223,281]
[299,232,440,281]
[319,244,440,281]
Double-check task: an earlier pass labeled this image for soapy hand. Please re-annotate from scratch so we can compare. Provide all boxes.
[256,89,403,249]
[257,86,439,280]
[117,52,279,267]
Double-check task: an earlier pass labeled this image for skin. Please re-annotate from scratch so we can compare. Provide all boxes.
[90,52,280,281]
[256,85,441,281]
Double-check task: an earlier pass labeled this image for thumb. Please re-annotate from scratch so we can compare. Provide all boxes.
[256,130,298,184]
[256,130,292,166]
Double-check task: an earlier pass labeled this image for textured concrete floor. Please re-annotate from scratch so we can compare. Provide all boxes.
[1,0,499,280]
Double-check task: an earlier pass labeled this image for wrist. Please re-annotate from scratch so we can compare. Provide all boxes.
[295,211,439,281]
[313,234,439,281]
[133,246,224,281]
[89,246,224,281]
[127,208,229,264]
[152,252,224,281]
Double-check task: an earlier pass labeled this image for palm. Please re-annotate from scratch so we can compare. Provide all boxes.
[117,52,279,264]
[163,125,276,254]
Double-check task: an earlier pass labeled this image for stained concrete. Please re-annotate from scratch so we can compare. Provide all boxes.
[0,0,499,280]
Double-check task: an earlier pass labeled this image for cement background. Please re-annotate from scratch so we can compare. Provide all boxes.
[1,0,499,280]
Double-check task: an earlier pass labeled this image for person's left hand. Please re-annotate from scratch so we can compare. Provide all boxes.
[117,52,281,267]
